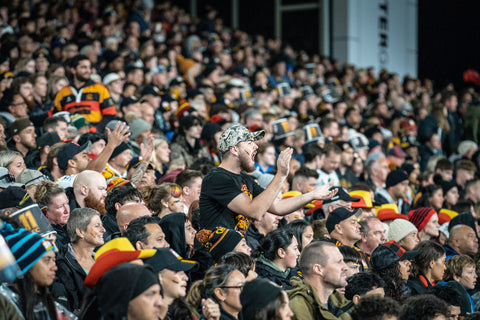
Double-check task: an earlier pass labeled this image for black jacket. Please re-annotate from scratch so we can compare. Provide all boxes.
[245,224,264,251]
[52,224,70,254]
[52,244,87,314]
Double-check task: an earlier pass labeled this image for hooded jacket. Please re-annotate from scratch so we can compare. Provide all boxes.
[160,212,189,258]
[255,255,297,290]
[288,277,353,320]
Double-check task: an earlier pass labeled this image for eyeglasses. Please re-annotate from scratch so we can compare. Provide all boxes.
[11,102,27,106]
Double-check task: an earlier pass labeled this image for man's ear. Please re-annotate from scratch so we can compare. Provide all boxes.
[352,294,361,305]
[81,184,89,196]
[135,241,145,250]
[67,158,76,169]
[12,134,20,143]
[182,186,190,197]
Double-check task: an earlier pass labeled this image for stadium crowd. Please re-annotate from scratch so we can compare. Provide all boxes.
[2,0,480,319]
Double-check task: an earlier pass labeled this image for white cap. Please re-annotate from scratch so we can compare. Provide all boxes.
[103,73,121,85]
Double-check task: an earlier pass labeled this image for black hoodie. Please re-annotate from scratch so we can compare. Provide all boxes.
[160,212,189,258]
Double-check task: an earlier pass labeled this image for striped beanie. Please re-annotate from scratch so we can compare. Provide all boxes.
[0,223,54,275]
[408,207,437,232]
[196,227,243,262]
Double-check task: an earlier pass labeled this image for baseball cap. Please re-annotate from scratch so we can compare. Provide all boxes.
[37,132,61,149]
[335,141,354,152]
[120,96,140,108]
[8,118,34,136]
[323,187,361,205]
[16,169,48,186]
[326,207,362,234]
[144,248,198,272]
[85,237,156,288]
[371,240,418,270]
[387,145,406,159]
[57,141,91,170]
[102,73,121,86]
[0,186,34,209]
[218,124,265,154]
[0,167,24,188]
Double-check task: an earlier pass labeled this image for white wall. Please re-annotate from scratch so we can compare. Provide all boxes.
[332,0,418,78]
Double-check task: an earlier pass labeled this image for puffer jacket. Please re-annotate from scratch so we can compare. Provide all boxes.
[288,277,353,320]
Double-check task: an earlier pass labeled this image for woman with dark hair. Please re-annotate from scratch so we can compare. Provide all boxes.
[0,224,75,319]
[413,184,444,212]
[160,212,197,259]
[252,229,300,289]
[433,175,459,210]
[199,122,222,166]
[143,182,186,218]
[240,278,294,320]
[219,252,258,281]
[407,240,446,295]
[188,264,245,320]
[283,220,314,252]
[370,240,414,302]
[170,115,205,167]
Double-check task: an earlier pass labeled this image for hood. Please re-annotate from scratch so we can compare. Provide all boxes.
[159,212,188,257]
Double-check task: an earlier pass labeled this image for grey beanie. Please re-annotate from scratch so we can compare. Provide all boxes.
[129,118,151,140]
[387,219,418,242]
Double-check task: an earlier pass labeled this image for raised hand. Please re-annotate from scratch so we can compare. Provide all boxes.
[276,147,293,177]
[140,134,155,161]
[312,182,337,200]
[105,121,130,148]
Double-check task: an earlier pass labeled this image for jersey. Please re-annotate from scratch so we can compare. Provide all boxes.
[52,81,116,123]
[199,167,264,234]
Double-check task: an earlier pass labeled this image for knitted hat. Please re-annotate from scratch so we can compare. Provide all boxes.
[0,223,54,275]
[387,219,418,242]
[408,207,437,232]
[176,102,194,119]
[110,142,130,160]
[457,140,477,157]
[240,278,282,320]
[386,169,409,188]
[107,177,133,194]
[196,227,244,262]
[129,118,151,140]
[71,114,90,130]
[201,122,222,140]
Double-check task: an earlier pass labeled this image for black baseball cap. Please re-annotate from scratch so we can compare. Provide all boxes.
[323,187,361,205]
[144,248,198,272]
[326,207,362,234]
[57,141,91,170]
[0,186,34,209]
[37,132,61,149]
[371,240,418,270]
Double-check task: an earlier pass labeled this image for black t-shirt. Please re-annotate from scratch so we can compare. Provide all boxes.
[199,167,264,234]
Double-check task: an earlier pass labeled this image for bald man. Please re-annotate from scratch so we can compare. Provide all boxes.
[445,225,479,259]
[72,170,108,214]
[117,203,152,235]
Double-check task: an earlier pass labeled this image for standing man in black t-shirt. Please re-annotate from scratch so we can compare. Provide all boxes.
[199,124,336,234]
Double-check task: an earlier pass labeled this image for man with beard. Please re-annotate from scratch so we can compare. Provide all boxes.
[56,141,92,189]
[51,54,116,126]
[199,124,336,234]
[288,241,353,320]
[71,170,107,214]
[8,118,37,157]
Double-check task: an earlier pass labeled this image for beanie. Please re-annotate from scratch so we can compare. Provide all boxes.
[386,169,409,189]
[110,142,130,160]
[408,207,437,232]
[387,219,418,242]
[201,122,222,141]
[0,223,54,275]
[129,118,151,140]
[438,208,458,225]
[240,278,282,320]
[196,227,243,262]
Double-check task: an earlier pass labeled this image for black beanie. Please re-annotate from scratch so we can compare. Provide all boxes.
[386,169,408,188]
[240,278,282,320]
[196,227,243,262]
[130,266,159,300]
[110,142,130,160]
